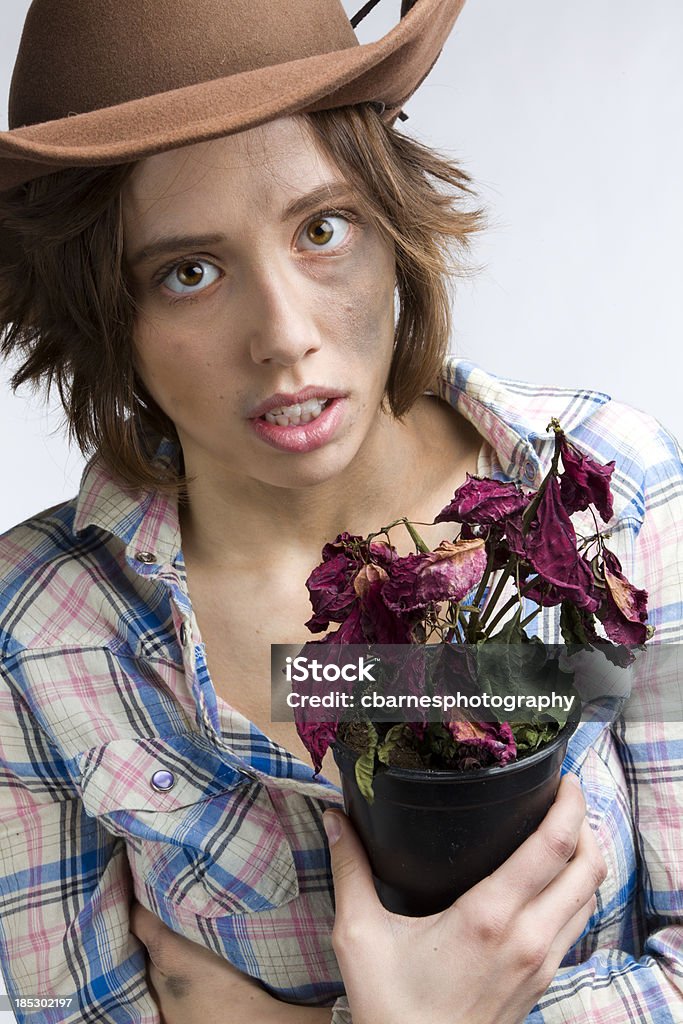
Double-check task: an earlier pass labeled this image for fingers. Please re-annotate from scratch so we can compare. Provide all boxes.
[511,815,606,985]
[323,811,384,929]
[530,818,607,935]
[480,774,587,909]
[548,892,597,966]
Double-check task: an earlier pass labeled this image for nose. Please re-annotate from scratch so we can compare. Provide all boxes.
[246,261,322,367]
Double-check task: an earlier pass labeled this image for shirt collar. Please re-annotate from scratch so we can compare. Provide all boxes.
[73,358,611,550]
[434,357,611,487]
[73,433,182,568]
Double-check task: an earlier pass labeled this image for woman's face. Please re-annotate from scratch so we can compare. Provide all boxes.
[122,115,397,492]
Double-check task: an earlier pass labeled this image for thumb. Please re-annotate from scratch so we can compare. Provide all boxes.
[323,811,381,915]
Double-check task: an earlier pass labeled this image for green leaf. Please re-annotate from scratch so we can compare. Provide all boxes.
[560,600,635,669]
[477,627,576,729]
[354,753,376,804]
[560,600,593,649]
[419,723,458,766]
[477,610,530,722]
[512,720,560,753]
[354,722,378,804]
[377,724,408,765]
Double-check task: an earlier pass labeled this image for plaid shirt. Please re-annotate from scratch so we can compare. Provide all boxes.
[1,358,681,1024]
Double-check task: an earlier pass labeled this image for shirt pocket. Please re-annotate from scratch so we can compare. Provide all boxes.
[77,733,299,917]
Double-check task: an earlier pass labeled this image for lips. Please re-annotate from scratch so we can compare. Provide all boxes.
[248,385,348,420]
[249,395,347,454]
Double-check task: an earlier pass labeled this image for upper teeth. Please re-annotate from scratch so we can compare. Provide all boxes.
[264,397,330,426]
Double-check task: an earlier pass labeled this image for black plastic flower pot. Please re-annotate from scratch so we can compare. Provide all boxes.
[332,714,580,917]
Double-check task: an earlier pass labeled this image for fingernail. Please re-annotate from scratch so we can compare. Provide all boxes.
[323,811,343,846]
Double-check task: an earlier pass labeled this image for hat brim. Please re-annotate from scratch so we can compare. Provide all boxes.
[0,0,464,190]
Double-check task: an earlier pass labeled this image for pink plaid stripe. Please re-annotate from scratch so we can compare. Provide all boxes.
[1,358,681,1023]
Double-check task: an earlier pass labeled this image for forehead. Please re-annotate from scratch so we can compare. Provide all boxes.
[123,115,343,218]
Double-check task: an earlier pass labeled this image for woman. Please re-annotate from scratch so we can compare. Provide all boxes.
[0,1,679,1022]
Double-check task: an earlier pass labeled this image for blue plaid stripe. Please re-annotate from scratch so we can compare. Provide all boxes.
[1,357,681,1023]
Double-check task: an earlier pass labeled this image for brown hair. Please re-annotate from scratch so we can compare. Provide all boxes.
[0,103,484,496]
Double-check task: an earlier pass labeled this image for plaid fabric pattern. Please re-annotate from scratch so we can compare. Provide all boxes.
[1,357,681,1024]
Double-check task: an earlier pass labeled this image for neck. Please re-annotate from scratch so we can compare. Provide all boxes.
[179,396,481,575]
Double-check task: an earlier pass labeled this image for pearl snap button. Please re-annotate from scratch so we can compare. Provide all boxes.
[136,551,157,564]
[524,461,536,483]
[180,622,190,646]
[151,769,175,792]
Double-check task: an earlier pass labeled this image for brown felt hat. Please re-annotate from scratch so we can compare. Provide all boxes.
[0,0,466,192]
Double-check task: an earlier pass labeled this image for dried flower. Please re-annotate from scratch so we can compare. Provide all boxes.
[381,540,487,613]
[435,476,529,526]
[295,720,338,776]
[506,477,599,611]
[294,422,651,797]
[597,549,650,644]
[305,532,394,633]
[446,720,517,768]
[353,564,416,644]
[559,436,615,523]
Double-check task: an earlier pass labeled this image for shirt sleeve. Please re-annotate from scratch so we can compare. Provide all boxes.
[0,661,161,1024]
[530,414,683,1023]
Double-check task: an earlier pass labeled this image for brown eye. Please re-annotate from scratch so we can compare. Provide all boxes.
[177,262,205,286]
[306,218,335,246]
[299,214,351,252]
[162,259,221,295]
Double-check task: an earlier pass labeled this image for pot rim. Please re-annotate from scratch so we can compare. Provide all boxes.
[333,708,581,784]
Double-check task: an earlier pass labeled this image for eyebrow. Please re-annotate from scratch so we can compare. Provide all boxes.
[128,181,357,267]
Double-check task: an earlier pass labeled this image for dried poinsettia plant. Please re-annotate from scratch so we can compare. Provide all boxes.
[294,420,652,796]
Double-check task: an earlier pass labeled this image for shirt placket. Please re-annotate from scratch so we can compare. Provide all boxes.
[128,548,261,782]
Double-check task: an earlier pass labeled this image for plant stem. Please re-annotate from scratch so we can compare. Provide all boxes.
[464,543,496,641]
[404,520,431,554]
[483,593,519,637]
[445,621,464,643]
[484,577,548,638]
[471,545,496,609]
[365,518,411,544]
[520,607,542,629]
[367,517,434,554]
[479,558,515,627]
[459,608,471,638]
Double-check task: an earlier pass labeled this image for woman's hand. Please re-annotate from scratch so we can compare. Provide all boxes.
[129,902,332,1023]
[325,773,606,1024]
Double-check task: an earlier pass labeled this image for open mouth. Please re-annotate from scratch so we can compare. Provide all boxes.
[261,397,331,427]
[250,396,345,453]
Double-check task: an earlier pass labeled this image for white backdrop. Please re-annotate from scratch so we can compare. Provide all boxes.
[1,0,682,535]
[0,0,681,1016]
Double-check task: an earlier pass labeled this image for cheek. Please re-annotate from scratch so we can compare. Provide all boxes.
[335,264,395,359]
[132,320,208,415]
